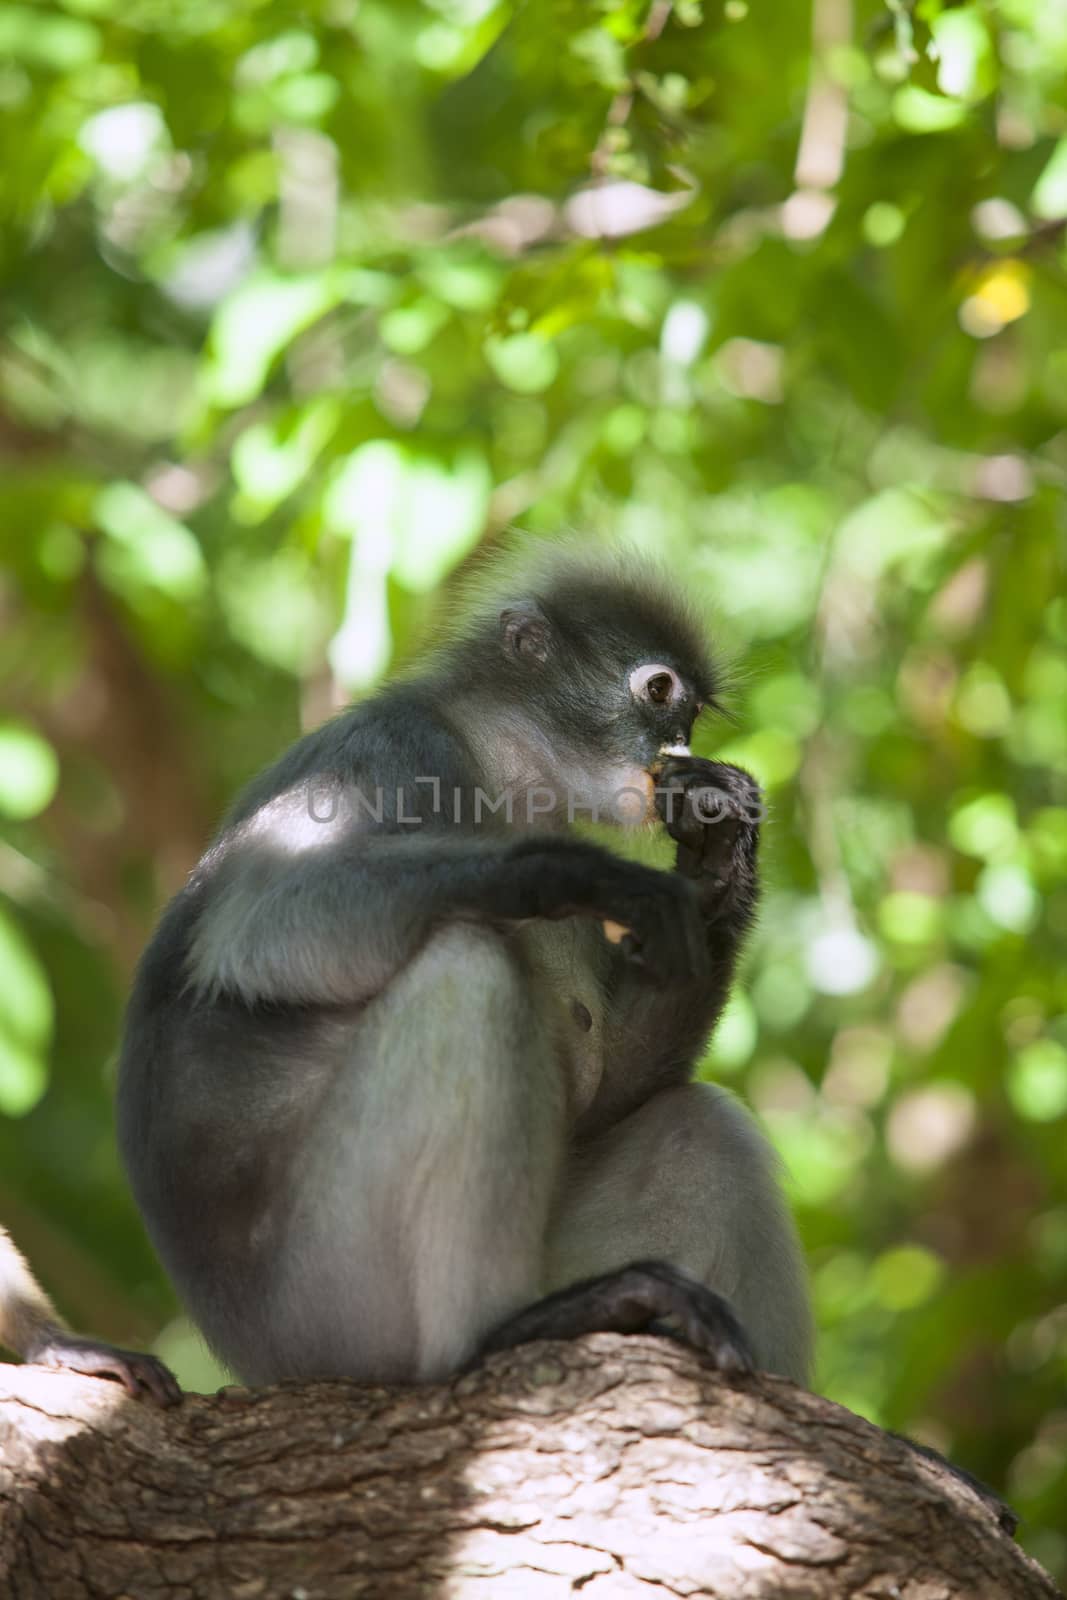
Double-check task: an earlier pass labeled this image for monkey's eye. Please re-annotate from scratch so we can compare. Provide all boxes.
[629,663,681,706]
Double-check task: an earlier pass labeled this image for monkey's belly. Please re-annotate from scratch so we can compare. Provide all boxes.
[517,921,604,1115]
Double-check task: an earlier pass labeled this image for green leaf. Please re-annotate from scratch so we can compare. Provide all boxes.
[1008,1041,1067,1123]
[324,441,491,593]
[1032,136,1067,222]
[892,85,968,132]
[204,271,342,408]
[948,794,1018,859]
[930,7,994,102]
[484,333,560,394]
[0,723,59,820]
[0,907,52,1117]
[706,991,757,1071]
[231,399,339,520]
[0,6,99,69]
[837,489,955,581]
[872,1246,944,1311]
[94,483,206,602]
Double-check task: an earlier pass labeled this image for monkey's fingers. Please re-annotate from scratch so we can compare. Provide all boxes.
[600,920,669,974]
[602,919,683,979]
[643,1293,755,1375]
[583,857,708,981]
[122,1352,183,1407]
[35,1334,182,1406]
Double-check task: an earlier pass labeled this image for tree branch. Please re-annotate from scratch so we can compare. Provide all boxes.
[0,1335,1059,1599]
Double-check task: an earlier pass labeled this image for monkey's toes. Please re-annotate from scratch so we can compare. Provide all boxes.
[38,1336,183,1406]
[628,1261,756,1374]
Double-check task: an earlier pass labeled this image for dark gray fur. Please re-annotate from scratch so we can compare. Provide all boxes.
[117,553,812,1386]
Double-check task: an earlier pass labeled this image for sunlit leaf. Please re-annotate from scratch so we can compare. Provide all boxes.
[837,489,955,581]
[204,271,342,407]
[930,7,994,102]
[418,254,501,311]
[765,1110,871,1207]
[231,398,339,519]
[217,551,325,673]
[1008,1041,1067,1123]
[153,1315,231,1393]
[878,892,944,945]
[94,483,206,601]
[976,863,1040,934]
[705,990,757,1071]
[891,85,968,132]
[949,794,1018,859]
[0,6,98,68]
[0,907,52,1117]
[0,723,59,819]
[380,297,450,355]
[0,1036,47,1118]
[872,1246,944,1311]
[484,332,559,394]
[324,441,490,593]
[78,103,169,182]
[1032,135,1067,221]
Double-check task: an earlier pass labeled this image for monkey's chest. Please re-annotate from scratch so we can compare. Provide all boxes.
[518,921,605,1117]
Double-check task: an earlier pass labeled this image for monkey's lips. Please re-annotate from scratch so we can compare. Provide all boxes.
[647,742,691,779]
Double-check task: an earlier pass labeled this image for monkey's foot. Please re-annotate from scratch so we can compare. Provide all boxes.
[26,1332,182,1406]
[479,1259,755,1374]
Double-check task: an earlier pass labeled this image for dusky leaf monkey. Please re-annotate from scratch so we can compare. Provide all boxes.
[117,548,812,1387]
[0,1225,180,1404]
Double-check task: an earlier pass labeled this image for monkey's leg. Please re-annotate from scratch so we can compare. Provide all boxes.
[492,1083,812,1383]
[266,925,568,1385]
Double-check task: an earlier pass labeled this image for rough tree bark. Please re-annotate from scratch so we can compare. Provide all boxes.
[0,1334,1060,1600]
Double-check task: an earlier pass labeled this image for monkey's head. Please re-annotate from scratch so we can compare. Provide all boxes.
[448,550,721,827]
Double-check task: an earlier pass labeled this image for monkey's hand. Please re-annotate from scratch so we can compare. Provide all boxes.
[478,1260,755,1375]
[24,1328,182,1406]
[506,841,708,983]
[654,758,761,889]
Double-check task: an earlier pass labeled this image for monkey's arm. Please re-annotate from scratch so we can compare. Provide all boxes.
[186,821,707,1007]
[0,1229,180,1405]
[589,759,760,1127]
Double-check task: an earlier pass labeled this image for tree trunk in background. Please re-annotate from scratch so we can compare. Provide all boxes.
[0,1335,1059,1600]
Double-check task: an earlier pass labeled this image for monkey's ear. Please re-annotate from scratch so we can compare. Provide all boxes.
[499,603,550,664]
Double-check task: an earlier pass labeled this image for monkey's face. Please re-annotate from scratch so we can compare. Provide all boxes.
[602,659,705,824]
[488,590,715,828]
[536,654,707,828]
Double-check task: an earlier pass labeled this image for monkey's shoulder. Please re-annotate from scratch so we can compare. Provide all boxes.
[222,684,476,835]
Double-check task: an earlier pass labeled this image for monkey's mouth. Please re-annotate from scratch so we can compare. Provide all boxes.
[648,742,691,778]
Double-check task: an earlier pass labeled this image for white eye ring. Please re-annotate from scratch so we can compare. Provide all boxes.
[630,663,681,705]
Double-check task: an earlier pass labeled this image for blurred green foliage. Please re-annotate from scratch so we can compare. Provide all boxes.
[1,0,1066,1576]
